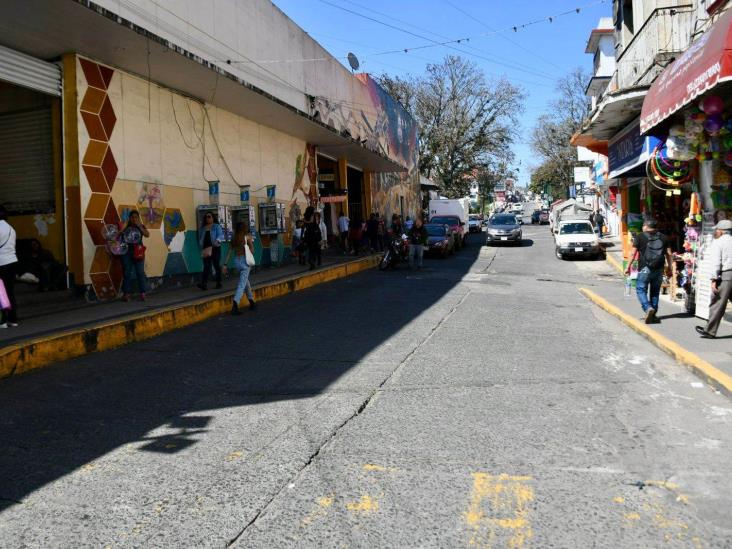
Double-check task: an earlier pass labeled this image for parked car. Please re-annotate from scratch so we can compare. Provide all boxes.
[485,214,522,246]
[554,219,600,260]
[539,210,550,224]
[468,214,482,233]
[531,210,541,224]
[424,223,455,257]
[429,215,467,249]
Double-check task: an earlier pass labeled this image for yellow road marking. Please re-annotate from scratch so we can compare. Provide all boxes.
[301,494,335,527]
[346,494,379,514]
[613,496,625,504]
[225,450,244,461]
[464,473,534,548]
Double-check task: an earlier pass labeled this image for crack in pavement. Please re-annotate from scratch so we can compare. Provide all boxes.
[226,290,472,547]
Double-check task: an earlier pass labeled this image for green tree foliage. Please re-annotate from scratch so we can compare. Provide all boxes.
[377,56,524,198]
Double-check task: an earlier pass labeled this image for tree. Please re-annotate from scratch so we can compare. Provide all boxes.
[530,68,590,198]
[377,56,524,198]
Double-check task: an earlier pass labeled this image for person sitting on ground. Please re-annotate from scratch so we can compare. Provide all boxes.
[17,239,66,291]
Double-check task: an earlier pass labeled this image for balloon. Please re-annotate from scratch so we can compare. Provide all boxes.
[704,115,723,135]
[669,124,685,136]
[701,95,725,115]
[101,224,119,241]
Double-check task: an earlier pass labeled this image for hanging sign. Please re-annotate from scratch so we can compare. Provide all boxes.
[266,185,276,202]
[240,185,250,204]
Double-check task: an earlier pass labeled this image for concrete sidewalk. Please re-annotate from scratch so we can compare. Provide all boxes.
[0,251,380,379]
[583,272,732,396]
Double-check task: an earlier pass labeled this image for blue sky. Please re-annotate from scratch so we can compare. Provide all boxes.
[272,0,611,186]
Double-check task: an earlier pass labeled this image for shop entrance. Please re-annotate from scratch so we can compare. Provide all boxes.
[0,79,64,269]
[347,166,364,225]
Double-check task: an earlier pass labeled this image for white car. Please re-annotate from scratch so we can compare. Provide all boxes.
[555,219,601,260]
[467,214,482,233]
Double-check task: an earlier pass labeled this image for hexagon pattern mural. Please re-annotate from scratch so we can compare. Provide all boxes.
[80,58,122,300]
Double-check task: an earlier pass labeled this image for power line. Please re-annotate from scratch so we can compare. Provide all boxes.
[316,0,557,81]
[442,0,569,72]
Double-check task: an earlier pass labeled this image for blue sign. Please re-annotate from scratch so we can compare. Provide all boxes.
[240,186,250,203]
[608,120,661,178]
[266,185,276,202]
[208,180,219,196]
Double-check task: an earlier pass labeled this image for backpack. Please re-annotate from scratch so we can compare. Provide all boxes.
[642,234,665,270]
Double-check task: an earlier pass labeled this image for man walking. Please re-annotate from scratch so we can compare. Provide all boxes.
[625,219,673,324]
[407,217,428,270]
[593,210,605,239]
[337,210,349,254]
[696,219,732,339]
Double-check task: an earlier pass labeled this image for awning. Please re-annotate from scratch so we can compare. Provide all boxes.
[607,118,661,179]
[640,9,732,134]
[0,0,407,173]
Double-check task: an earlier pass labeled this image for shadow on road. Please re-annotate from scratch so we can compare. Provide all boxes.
[0,244,483,511]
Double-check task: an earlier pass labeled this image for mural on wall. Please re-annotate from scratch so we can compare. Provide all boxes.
[137,183,164,229]
[79,57,122,300]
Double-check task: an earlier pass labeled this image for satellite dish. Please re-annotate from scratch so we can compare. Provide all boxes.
[347,52,360,72]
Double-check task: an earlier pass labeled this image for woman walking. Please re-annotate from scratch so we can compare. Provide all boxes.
[121,210,149,301]
[223,222,256,315]
[197,212,224,290]
[303,211,322,269]
[0,206,19,327]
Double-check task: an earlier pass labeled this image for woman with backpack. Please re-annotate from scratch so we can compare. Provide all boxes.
[223,222,256,315]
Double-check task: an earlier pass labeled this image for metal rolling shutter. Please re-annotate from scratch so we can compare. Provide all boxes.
[0,107,55,213]
[0,44,61,97]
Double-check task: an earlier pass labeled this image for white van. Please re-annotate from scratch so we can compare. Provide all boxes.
[554,219,600,260]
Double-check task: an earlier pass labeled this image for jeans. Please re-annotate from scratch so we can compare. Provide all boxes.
[635,266,662,312]
[201,246,222,286]
[233,256,254,304]
[409,244,424,269]
[122,253,147,294]
[0,262,18,323]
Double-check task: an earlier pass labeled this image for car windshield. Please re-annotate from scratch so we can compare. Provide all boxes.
[560,222,593,234]
[469,215,479,221]
[430,216,458,225]
[490,215,516,226]
[426,225,446,236]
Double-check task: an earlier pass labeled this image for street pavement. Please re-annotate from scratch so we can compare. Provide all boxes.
[1,216,732,547]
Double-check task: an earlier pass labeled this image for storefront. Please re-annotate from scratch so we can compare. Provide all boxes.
[0,45,65,276]
[640,8,732,318]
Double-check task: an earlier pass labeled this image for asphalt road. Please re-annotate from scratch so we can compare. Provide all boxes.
[2,217,732,548]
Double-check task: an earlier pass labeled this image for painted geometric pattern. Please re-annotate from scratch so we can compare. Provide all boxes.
[80,58,121,299]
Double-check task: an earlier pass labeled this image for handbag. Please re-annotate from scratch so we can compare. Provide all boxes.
[201,246,213,258]
[244,237,255,267]
[133,243,146,261]
[0,278,10,310]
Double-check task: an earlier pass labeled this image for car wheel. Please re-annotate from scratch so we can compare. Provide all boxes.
[555,248,564,260]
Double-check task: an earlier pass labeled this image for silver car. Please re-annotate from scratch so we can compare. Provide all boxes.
[485,214,522,246]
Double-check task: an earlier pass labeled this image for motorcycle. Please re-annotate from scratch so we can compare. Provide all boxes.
[379,234,409,270]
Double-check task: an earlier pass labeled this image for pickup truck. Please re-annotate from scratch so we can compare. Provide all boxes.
[554,219,600,260]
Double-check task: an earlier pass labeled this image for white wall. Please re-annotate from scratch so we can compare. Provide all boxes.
[93,0,357,116]
[596,35,616,77]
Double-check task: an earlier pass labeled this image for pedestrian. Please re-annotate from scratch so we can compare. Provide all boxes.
[696,219,732,339]
[337,210,350,254]
[407,217,428,270]
[0,205,19,328]
[120,210,150,301]
[376,213,385,252]
[293,219,306,265]
[197,212,223,290]
[349,217,363,256]
[625,218,672,324]
[366,213,378,252]
[223,222,256,315]
[405,216,414,231]
[303,210,322,269]
[593,210,605,239]
[316,211,328,251]
[391,214,404,241]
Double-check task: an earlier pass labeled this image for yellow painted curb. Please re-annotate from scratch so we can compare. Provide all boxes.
[0,255,380,380]
[605,253,624,275]
[579,287,732,397]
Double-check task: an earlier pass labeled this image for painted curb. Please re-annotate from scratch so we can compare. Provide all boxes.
[0,255,380,380]
[579,287,732,398]
[605,253,624,275]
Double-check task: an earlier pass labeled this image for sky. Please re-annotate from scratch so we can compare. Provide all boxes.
[272,0,611,186]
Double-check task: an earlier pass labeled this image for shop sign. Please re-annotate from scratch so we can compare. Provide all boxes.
[320,195,347,203]
[318,173,335,182]
[608,120,660,178]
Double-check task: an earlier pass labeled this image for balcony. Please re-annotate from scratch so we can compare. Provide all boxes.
[611,5,694,91]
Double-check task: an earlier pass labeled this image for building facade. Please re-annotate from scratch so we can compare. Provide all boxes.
[0,0,419,299]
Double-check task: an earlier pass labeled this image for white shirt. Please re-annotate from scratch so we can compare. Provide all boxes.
[709,233,732,276]
[338,216,349,234]
[319,220,327,241]
[0,220,17,267]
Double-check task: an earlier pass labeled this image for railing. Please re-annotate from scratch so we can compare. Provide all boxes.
[610,5,694,91]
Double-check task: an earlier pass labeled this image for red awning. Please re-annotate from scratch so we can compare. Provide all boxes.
[640,9,732,134]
